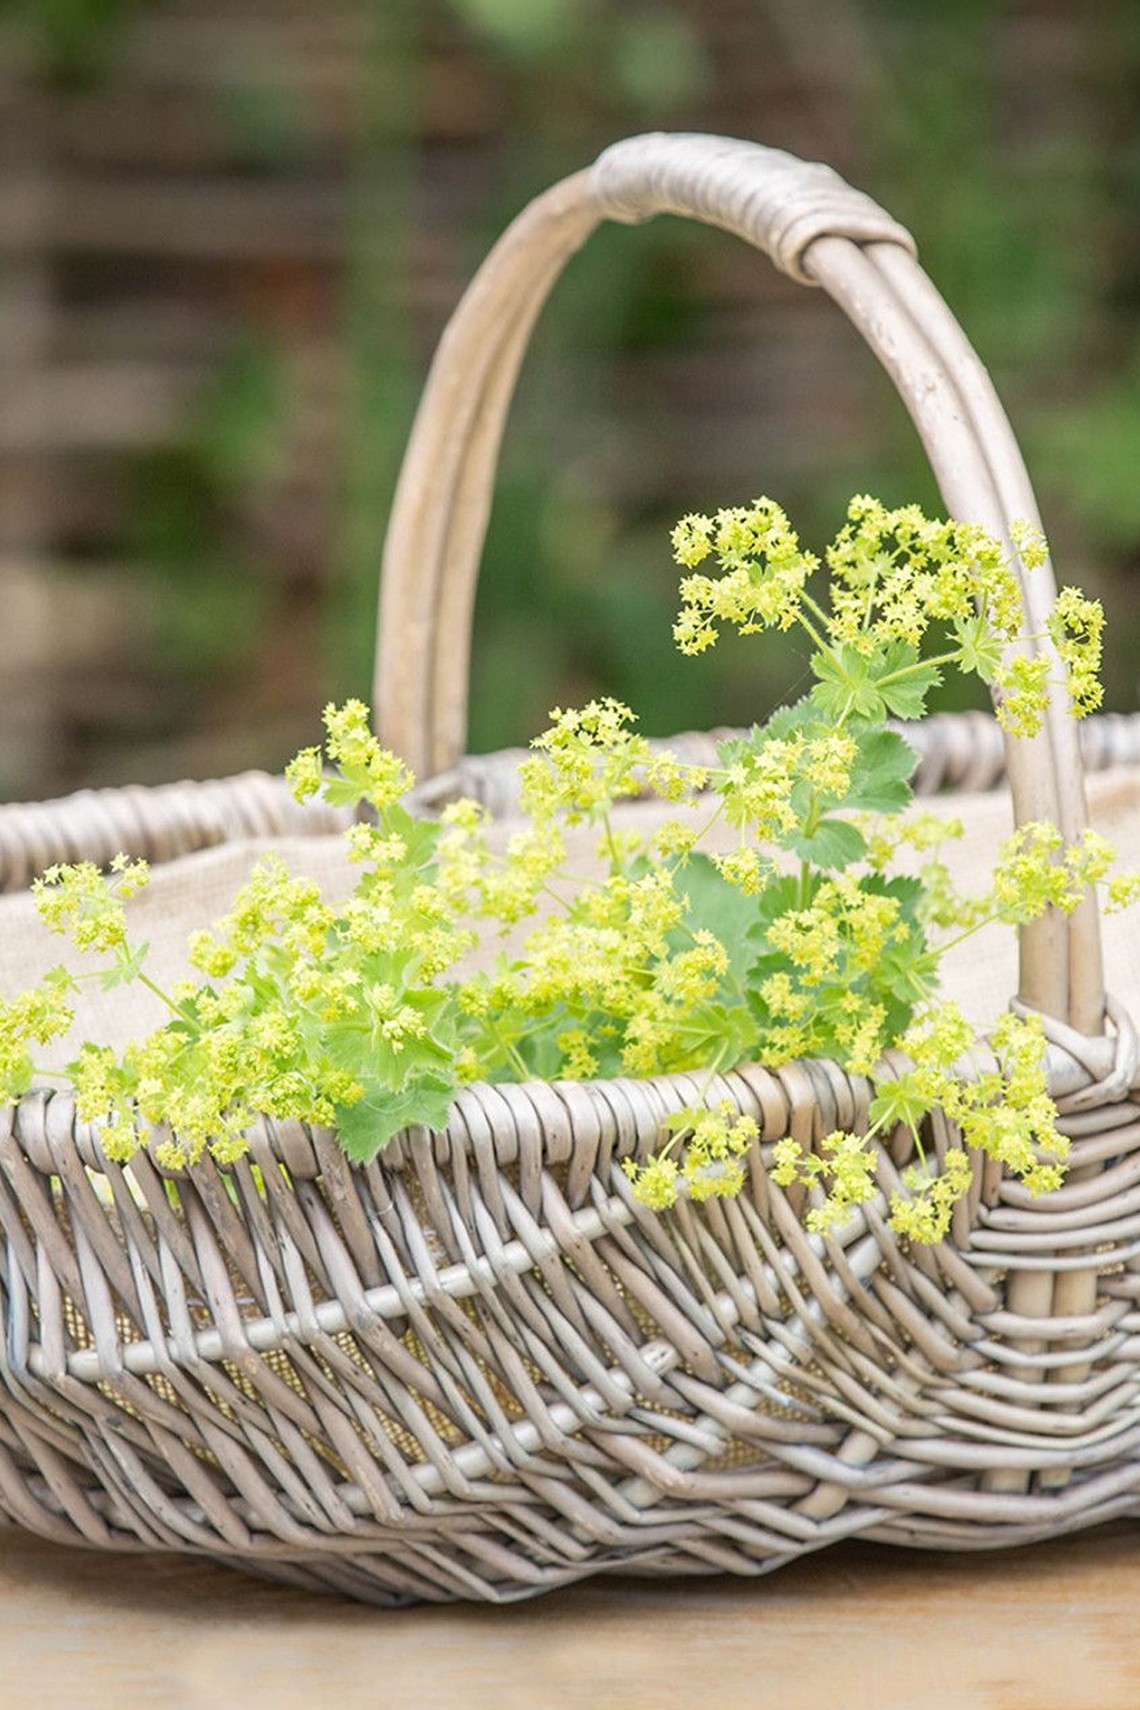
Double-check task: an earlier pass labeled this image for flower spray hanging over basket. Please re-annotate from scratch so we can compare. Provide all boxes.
[3,134,1140,1606]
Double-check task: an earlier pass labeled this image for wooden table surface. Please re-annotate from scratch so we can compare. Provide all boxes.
[2,1523,1138,1709]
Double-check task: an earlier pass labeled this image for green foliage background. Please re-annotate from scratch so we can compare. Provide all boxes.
[7,0,1140,782]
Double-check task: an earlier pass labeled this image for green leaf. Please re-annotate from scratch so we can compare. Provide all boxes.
[785,817,867,870]
[876,642,942,720]
[844,725,917,814]
[673,852,759,981]
[679,999,761,1065]
[334,1071,457,1163]
[715,727,763,769]
[856,875,937,1019]
[381,804,440,868]
[750,873,809,932]
[321,775,367,808]
[757,696,824,745]
[880,873,925,916]
[952,613,1004,683]
[879,669,942,720]
[100,941,150,991]
[868,1075,931,1133]
[43,963,80,996]
[810,646,887,721]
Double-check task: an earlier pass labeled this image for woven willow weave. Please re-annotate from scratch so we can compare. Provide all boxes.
[3,134,1140,1607]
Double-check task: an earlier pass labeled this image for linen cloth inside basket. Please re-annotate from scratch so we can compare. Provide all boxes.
[4,766,1140,1071]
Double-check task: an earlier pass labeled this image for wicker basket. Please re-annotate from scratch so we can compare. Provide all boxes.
[3,133,1140,1607]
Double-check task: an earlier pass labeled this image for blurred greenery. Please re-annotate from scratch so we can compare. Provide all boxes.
[2,0,143,84]
[8,0,1140,781]
[129,336,282,676]
[328,0,419,702]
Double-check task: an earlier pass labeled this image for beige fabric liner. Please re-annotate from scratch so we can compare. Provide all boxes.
[3,765,1140,1071]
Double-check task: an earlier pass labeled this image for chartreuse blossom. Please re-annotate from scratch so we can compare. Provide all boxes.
[0,971,76,1121]
[33,853,149,952]
[1049,587,1104,717]
[0,498,1131,1244]
[770,1005,1065,1242]
[623,1103,759,1209]
[771,1130,880,1234]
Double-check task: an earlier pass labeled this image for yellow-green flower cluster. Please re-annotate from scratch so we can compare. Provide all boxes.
[804,732,858,796]
[322,699,414,808]
[69,1042,137,1157]
[855,811,982,929]
[436,798,567,927]
[1049,586,1104,718]
[672,500,817,652]
[950,1009,1068,1197]
[770,876,901,978]
[624,1102,759,1209]
[712,847,767,895]
[990,824,1115,923]
[756,875,911,1072]
[189,856,334,977]
[652,817,700,859]
[994,653,1053,738]
[79,1016,366,1170]
[478,867,735,1080]
[284,745,323,801]
[286,698,413,811]
[61,850,415,1164]
[669,495,1102,742]
[772,1129,879,1235]
[886,1005,1066,1233]
[890,1149,974,1244]
[1107,871,1140,913]
[11,714,478,1163]
[0,972,75,1106]
[718,738,802,839]
[521,698,704,826]
[859,808,953,856]
[33,854,149,953]
[772,1005,1066,1243]
[825,496,1024,651]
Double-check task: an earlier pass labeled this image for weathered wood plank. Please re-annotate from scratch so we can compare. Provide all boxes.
[0,1523,1137,1709]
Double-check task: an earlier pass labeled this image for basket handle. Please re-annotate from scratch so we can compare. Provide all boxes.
[374,132,1100,1032]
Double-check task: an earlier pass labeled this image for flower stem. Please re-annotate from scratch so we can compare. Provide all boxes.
[137,971,197,1026]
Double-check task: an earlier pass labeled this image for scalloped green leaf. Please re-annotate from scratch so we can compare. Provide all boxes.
[785,817,867,870]
[844,726,917,814]
[334,1072,457,1162]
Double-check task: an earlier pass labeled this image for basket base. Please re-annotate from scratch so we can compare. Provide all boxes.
[5,1480,1140,1608]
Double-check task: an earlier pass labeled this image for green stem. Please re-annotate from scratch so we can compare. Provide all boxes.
[488,1018,531,1081]
[932,909,1004,958]
[793,605,830,649]
[137,971,198,1026]
[695,1039,733,1105]
[663,800,726,877]
[799,590,833,638]
[601,810,621,869]
[687,799,725,847]
[877,649,959,687]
